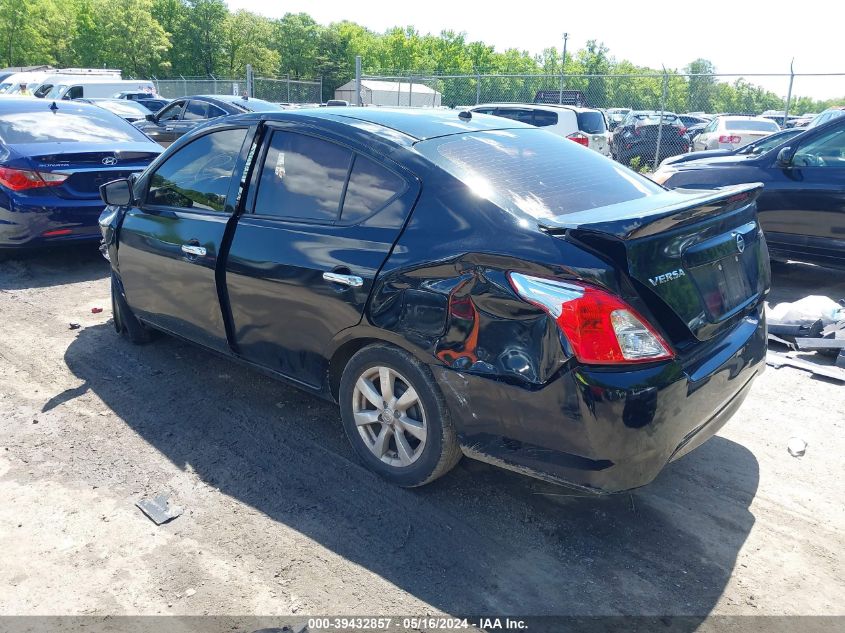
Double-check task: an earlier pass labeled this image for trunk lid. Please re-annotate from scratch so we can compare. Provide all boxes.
[6,142,160,200]
[539,183,770,341]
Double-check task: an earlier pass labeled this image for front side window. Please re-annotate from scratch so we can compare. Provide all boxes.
[146,128,248,212]
[792,127,845,167]
[157,101,184,122]
[253,131,352,221]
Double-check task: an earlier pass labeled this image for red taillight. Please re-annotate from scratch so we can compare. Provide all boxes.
[0,166,68,191]
[718,135,741,144]
[567,132,590,147]
[42,229,73,237]
[678,126,687,135]
[508,273,674,364]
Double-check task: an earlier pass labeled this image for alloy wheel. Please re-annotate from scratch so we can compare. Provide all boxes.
[352,366,428,467]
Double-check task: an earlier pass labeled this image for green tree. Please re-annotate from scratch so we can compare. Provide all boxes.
[180,0,227,75]
[685,58,717,112]
[221,10,278,76]
[275,12,321,77]
[98,0,172,76]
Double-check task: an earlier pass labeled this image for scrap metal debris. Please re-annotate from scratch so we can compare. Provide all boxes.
[91,307,103,314]
[135,494,183,525]
[68,322,81,330]
[766,295,845,382]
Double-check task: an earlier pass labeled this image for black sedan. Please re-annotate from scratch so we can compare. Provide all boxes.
[659,127,804,168]
[611,111,690,166]
[99,108,769,492]
[133,95,284,147]
[654,116,845,270]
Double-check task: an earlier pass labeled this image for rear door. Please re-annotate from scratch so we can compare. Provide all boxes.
[117,124,254,352]
[757,123,845,267]
[225,125,419,387]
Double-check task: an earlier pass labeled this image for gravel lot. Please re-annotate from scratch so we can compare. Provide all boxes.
[1,247,843,624]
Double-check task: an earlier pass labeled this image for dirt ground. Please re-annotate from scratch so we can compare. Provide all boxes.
[1,247,843,625]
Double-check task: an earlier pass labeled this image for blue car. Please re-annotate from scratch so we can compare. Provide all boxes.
[0,98,161,249]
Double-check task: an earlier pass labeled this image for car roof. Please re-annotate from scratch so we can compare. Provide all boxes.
[0,97,101,114]
[310,107,533,141]
[472,103,599,114]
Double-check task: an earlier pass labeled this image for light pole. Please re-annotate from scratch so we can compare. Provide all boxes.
[559,33,569,104]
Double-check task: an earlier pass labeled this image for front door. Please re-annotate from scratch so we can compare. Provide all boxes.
[145,99,186,146]
[117,125,254,352]
[757,123,845,268]
[225,125,419,387]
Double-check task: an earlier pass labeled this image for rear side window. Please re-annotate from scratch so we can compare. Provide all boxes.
[0,108,152,144]
[533,110,558,127]
[253,131,353,221]
[418,129,662,219]
[184,101,209,120]
[146,128,247,212]
[576,111,606,133]
[342,155,407,223]
[494,109,534,124]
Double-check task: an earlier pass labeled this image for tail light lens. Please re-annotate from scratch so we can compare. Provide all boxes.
[508,273,674,364]
[567,132,590,147]
[678,126,687,135]
[0,166,68,191]
[718,135,741,144]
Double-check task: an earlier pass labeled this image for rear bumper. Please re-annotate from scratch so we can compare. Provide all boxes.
[0,196,105,248]
[433,307,766,493]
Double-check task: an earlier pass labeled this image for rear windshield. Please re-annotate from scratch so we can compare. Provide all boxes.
[577,111,606,134]
[417,129,661,219]
[0,108,151,144]
[725,119,779,132]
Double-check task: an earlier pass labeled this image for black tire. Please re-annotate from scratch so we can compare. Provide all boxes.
[111,272,154,344]
[339,344,462,487]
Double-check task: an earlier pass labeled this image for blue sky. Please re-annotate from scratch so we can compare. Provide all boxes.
[229,0,845,99]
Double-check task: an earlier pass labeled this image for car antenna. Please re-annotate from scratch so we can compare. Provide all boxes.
[458,110,471,120]
[49,101,58,112]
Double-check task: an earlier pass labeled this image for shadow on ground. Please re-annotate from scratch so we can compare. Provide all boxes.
[62,322,759,621]
[0,244,107,290]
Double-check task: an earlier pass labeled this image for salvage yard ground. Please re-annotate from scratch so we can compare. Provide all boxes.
[1,247,843,619]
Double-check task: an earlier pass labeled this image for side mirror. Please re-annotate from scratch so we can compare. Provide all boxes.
[100,178,134,206]
[145,113,156,122]
[776,146,793,167]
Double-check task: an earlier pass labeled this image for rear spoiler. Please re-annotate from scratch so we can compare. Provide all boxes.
[538,183,764,240]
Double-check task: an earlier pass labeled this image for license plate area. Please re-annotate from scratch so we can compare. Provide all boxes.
[688,252,757,321]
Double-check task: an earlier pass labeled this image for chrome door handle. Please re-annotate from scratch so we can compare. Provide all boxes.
[323,271,363,287]
[165,126,174,132]
[181,244,206,257]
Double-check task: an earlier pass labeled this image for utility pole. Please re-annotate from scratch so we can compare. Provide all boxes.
[783,58,795,126]
[559,32,569,104]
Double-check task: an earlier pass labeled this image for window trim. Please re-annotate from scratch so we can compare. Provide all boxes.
[140,124,253,217]
[246,126,410,227]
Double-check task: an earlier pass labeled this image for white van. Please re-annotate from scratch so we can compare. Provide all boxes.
[45,79,156,100]
[0,72,51,94]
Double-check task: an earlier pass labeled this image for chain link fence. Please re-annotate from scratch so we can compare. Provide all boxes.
[356,71,844,169]
[152,75,322,103]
